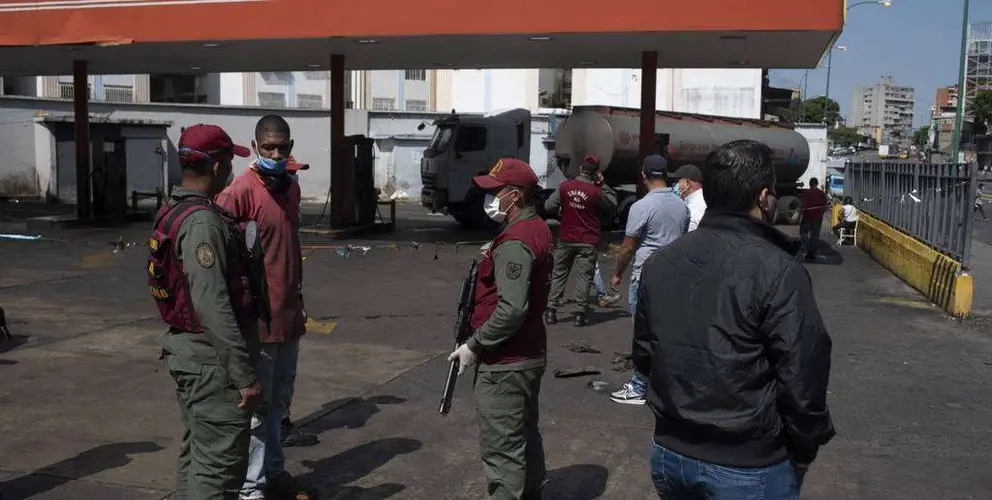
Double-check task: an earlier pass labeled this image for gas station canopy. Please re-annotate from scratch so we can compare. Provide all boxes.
[0,0,844,75]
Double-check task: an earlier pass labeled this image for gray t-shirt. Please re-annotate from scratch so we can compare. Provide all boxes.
[625,187,690,272]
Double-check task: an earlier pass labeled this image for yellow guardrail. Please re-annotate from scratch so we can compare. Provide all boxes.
[841,202,973,318]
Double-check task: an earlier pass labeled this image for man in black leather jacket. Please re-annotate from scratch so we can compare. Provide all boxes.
[634,140,835,499]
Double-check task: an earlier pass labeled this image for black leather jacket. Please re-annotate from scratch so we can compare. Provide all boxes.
[633,210,835,468]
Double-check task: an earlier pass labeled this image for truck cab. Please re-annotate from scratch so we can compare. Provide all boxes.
[420,109,531,228]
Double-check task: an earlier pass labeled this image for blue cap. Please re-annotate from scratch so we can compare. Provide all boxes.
[642,155,668,176]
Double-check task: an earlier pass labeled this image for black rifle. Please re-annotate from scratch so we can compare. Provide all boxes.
[439,258,480,416]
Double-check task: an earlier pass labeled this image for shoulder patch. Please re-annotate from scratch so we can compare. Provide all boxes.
[194,242,216,268]
[506,262,523,280]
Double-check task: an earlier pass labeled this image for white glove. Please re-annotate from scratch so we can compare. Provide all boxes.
[447,344,478,375]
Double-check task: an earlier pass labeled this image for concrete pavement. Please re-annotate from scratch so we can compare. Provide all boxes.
[1,203,991,499]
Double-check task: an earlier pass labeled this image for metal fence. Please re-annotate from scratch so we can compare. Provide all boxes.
[843,161,979,269]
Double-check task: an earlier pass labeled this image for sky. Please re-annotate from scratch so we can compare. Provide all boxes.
[769,0,992,129]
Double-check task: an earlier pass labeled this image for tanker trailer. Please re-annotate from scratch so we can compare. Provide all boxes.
[553,105,812,225]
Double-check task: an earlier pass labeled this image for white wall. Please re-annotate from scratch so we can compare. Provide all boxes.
[0,97,369,201]
[794,124,828,189]
[218,73,245,106]
[678,69,762,119]
[444,69,540,114]
[571,68,671,110]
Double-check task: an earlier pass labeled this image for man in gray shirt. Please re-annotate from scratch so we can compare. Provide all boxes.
[609,154,689,405]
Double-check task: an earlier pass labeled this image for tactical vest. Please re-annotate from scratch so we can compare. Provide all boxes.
[470,216,553,365]
[147,195,255,333]
[557,178,603,245]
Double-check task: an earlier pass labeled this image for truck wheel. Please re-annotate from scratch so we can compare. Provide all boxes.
[776,196,802,225]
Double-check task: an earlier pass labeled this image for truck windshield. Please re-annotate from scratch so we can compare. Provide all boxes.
[427,125,454,152]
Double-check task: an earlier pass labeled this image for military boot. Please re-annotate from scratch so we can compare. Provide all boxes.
[573,312,587,327]
[544,308,557,325]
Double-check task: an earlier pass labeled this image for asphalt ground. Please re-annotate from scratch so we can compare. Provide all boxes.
[0,202,990,499]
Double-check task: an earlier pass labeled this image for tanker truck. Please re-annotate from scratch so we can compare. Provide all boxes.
[553,105,812,226]
[421,105,811,228]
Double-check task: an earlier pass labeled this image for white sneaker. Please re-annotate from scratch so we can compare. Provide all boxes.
[609,382,646,405]
[239,492,265,500]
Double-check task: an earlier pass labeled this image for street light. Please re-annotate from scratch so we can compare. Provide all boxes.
[819,0,892,124]
[848,0,893,9]
[823,46,848,123]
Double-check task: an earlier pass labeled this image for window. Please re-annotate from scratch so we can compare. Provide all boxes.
[304,71,329,80]
[258,91,286,108]
[372,97,396,111]
[104,84,134,103]
[405,99,427,112]
[297,94,323,109]
[58,81,75,100]
[150,74,209,103]
[454,126,487,153]
[405,70,426,81]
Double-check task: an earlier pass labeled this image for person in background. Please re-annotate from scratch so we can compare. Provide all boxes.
[447,158,553,499]
[671,164,707,232]
[799,177,829,261]
[592,261,621,308]
[609,154,688,405]
[832,196,858,237]
[215,115,311,500]
[149,124,261,499]
[636,140,835,499]
[544,154,617,327]
[975,183,988,222]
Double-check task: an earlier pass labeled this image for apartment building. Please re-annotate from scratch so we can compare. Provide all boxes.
[850,76,915,148]
[0,70,436,111]
[1,68,765,121]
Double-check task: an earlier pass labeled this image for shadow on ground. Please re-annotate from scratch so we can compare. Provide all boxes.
[802,240,845,266]
[0,441,163,498]
[544,464,610,500]
[297,396,408,436]
[297,437,422,500]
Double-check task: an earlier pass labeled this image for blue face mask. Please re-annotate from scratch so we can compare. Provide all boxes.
[255,154,287,175]
[672,182,681,197]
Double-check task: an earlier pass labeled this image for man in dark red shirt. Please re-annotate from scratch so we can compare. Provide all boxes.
[543,155,617,327]
[214,115,310,500]
[800,177,829,261]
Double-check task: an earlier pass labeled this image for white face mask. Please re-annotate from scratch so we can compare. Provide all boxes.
[484,190,516,223]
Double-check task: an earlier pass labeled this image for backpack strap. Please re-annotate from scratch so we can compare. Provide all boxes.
[155,196,214,240]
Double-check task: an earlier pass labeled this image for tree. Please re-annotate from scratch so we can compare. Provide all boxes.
[913,126,931,149]
[768,97,842,127]
[971,90,992,136]
[828,127,860,148]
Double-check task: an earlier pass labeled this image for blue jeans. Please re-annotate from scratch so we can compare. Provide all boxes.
[241,338,300,497]
[650,442,801,499]
[627,270,646,394]
[593,261,607,298]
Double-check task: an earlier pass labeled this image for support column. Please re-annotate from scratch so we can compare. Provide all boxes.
[73,60,91,219]
[330,54,347,228]
[638,51,658,197]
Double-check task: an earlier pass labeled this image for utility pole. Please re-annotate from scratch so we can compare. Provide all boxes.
[951,0,970,164]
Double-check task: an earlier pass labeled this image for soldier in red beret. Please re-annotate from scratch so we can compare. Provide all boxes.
[447,157,554,499]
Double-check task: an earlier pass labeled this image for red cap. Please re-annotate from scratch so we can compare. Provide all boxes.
[286,155,309,172]
[584,154,601,167]
[472,158,539,191]
[178,124,250,161]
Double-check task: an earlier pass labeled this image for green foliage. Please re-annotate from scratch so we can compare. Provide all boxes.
[912,127,931,149]
[768,97,842,127]
[972,90,992,135]
[828,127,861,148]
